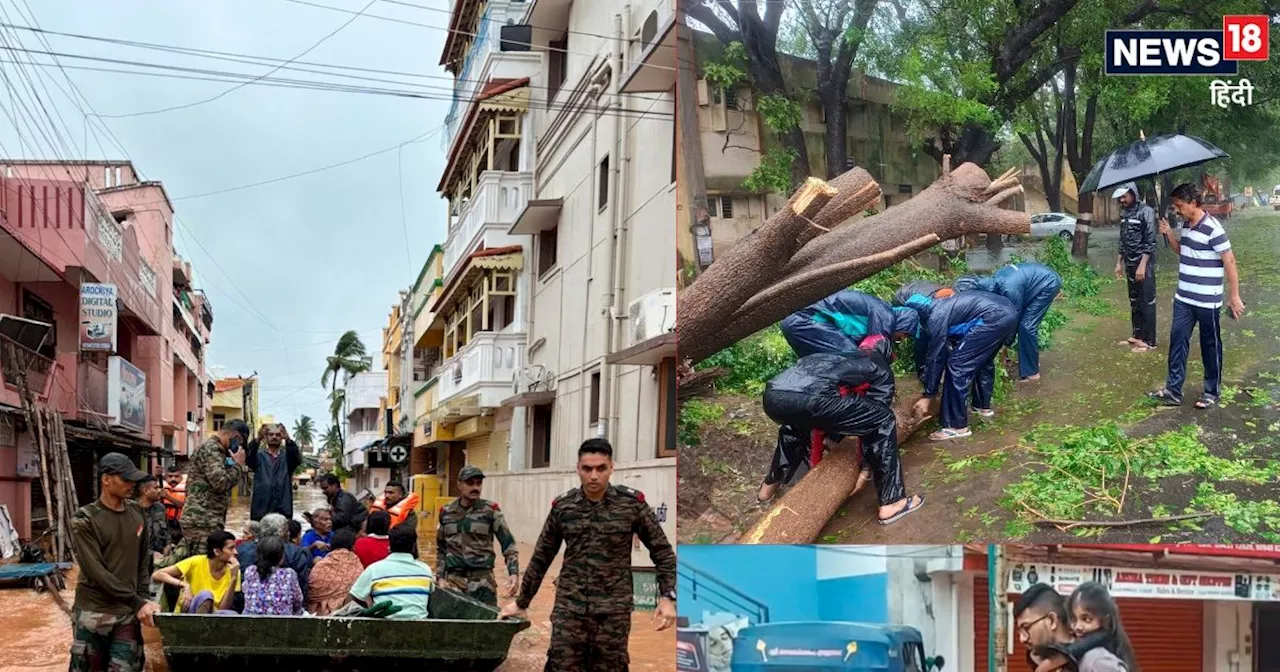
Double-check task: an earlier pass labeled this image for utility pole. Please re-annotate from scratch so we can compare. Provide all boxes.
[989,543,1007,672]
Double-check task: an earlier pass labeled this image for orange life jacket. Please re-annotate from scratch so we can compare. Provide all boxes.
[163,478,186,521]
[371,492,421,528]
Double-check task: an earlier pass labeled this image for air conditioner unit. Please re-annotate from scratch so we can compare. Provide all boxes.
[628,288,676,346]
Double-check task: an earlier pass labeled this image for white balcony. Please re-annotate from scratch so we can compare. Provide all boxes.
[444,1,543,150]
[437,331,525,409]
[443,171,533,274]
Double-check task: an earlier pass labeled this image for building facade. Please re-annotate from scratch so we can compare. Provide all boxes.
[206,376,259,436]
[0,160,213,539]
[679,34,941,272]
[990,544,1280,672]
[434,0,678,567]
[342,370,389,496]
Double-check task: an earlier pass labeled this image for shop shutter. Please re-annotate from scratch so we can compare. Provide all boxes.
[467,435,490,471]
[974,576,989,672]
[1115,597,1203,672]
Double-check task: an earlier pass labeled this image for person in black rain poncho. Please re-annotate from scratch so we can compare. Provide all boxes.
[954,262,1063,382]
[779,288,921,358]
[757,335,925,525]
[897,284,1018,441]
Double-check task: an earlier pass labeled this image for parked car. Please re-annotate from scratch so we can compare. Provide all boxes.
[1028,212,1077,240]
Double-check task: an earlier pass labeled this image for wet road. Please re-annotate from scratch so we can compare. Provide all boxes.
[0,484,673,671]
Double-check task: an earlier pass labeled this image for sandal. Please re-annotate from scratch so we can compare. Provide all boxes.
[1195,394,1218,409]
[1118,338,1140,346]
[879,494,925,525]
[1148,388,1183,406]
[973,407,996,418]
[756,479,781,504]
[929,427,972,441]
[1130,343,1156,353]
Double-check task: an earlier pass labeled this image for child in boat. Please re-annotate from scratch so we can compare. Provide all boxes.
[347,523,434,620]
[242,536,304,616]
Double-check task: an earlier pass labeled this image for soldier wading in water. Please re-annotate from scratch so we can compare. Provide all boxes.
[501,438,677,671]
[435,466,519,606]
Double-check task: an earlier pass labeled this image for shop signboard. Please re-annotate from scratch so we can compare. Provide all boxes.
[107,356,147,433]
[79,283,118,352]
[1008,561,1280,602]
[1070,543,1280,560]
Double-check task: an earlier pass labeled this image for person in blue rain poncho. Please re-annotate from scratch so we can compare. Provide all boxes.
[954,262,1063,381]
[895,285,1018,441]
[779,289,921,357]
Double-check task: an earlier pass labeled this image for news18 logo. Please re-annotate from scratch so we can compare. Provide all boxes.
[1105,15,1269,75]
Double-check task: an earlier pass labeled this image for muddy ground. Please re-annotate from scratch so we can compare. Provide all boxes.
[679,210,1280,545]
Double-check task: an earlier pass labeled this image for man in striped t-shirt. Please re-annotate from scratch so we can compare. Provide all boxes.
[1149,182,1245,408]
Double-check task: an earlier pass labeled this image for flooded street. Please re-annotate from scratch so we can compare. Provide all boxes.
[1,484,672,671]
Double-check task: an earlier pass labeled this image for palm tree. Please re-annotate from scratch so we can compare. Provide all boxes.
[321,330,371,450]
[321,425,348,480]
[292,415,316,451]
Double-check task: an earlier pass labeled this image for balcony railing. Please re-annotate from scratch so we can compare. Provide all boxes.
[444,170,533,273]
[443,1,541,149]
[0,335,55,401]
[437,331,524,407]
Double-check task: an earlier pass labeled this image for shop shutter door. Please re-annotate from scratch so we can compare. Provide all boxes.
[974,576,989,672]
[467,435,490,471]
[1116,597,1202,672]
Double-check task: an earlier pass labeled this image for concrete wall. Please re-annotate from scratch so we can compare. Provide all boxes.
[679,545,821,623]
[482,459,674,567]
[1203,601,1252,671]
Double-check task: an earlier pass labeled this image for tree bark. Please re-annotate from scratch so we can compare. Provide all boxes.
[678,162,1030,365]
[738,377,934,544]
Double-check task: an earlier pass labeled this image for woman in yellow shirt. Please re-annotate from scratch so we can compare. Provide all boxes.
[153,530,241,612]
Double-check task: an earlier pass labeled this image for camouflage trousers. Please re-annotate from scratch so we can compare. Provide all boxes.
[444,569,498,607]
[545,611,631,671]
[68,608,144,672]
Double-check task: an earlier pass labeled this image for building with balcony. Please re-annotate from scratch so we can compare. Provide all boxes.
[0,159,215,539]
[342,370,388,495]
[433,0,677,569]
[408,246,463,488]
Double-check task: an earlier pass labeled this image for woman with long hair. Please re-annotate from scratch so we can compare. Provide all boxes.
[241,536,304,615]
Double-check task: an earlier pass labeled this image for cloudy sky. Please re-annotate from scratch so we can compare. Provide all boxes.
[5,0,452,436]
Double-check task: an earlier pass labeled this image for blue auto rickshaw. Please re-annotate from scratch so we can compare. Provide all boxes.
[730,621,945,672]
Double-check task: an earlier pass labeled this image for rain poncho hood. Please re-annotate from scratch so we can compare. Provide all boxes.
[953,274,997,294]
[1111,180,1140,200]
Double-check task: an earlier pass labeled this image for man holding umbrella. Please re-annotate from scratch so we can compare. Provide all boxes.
[1149,182,1245,409]
[1112,181,1159,354]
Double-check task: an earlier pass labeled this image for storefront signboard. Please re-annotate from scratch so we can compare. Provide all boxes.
[1008,562,1280,601]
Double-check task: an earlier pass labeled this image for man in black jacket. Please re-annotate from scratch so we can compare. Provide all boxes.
[245,423,303,521]
[758,337,924,525]
[1113,182,1158,353]
[319,473,367,533]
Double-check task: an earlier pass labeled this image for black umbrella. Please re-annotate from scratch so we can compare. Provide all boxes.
[1079,134,1229,194]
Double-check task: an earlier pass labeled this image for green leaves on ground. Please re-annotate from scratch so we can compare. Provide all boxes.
[1000,421,1280,537]
[699,326,797,396]
[679,399,725,447]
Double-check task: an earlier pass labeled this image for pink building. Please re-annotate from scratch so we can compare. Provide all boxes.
[0,160,213,540]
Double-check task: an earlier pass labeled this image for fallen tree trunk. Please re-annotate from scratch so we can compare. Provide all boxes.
[739,378,935,544]
[678,160,1028,364]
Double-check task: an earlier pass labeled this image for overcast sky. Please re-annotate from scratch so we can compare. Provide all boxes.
[6,0,451,437]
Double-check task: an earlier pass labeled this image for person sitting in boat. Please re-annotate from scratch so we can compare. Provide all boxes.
[346,522,435,620]
[236,513,313,599]
[353,510,392,567]
[300,508,333,560]
[288,519,303,547]
[152,530,241,613]
[242,536,304,616]
[307,528,363,615]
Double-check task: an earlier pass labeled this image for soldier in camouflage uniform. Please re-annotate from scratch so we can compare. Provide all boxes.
[500,439,677,671]
[436,466,519,606]
[176,420,249,560]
